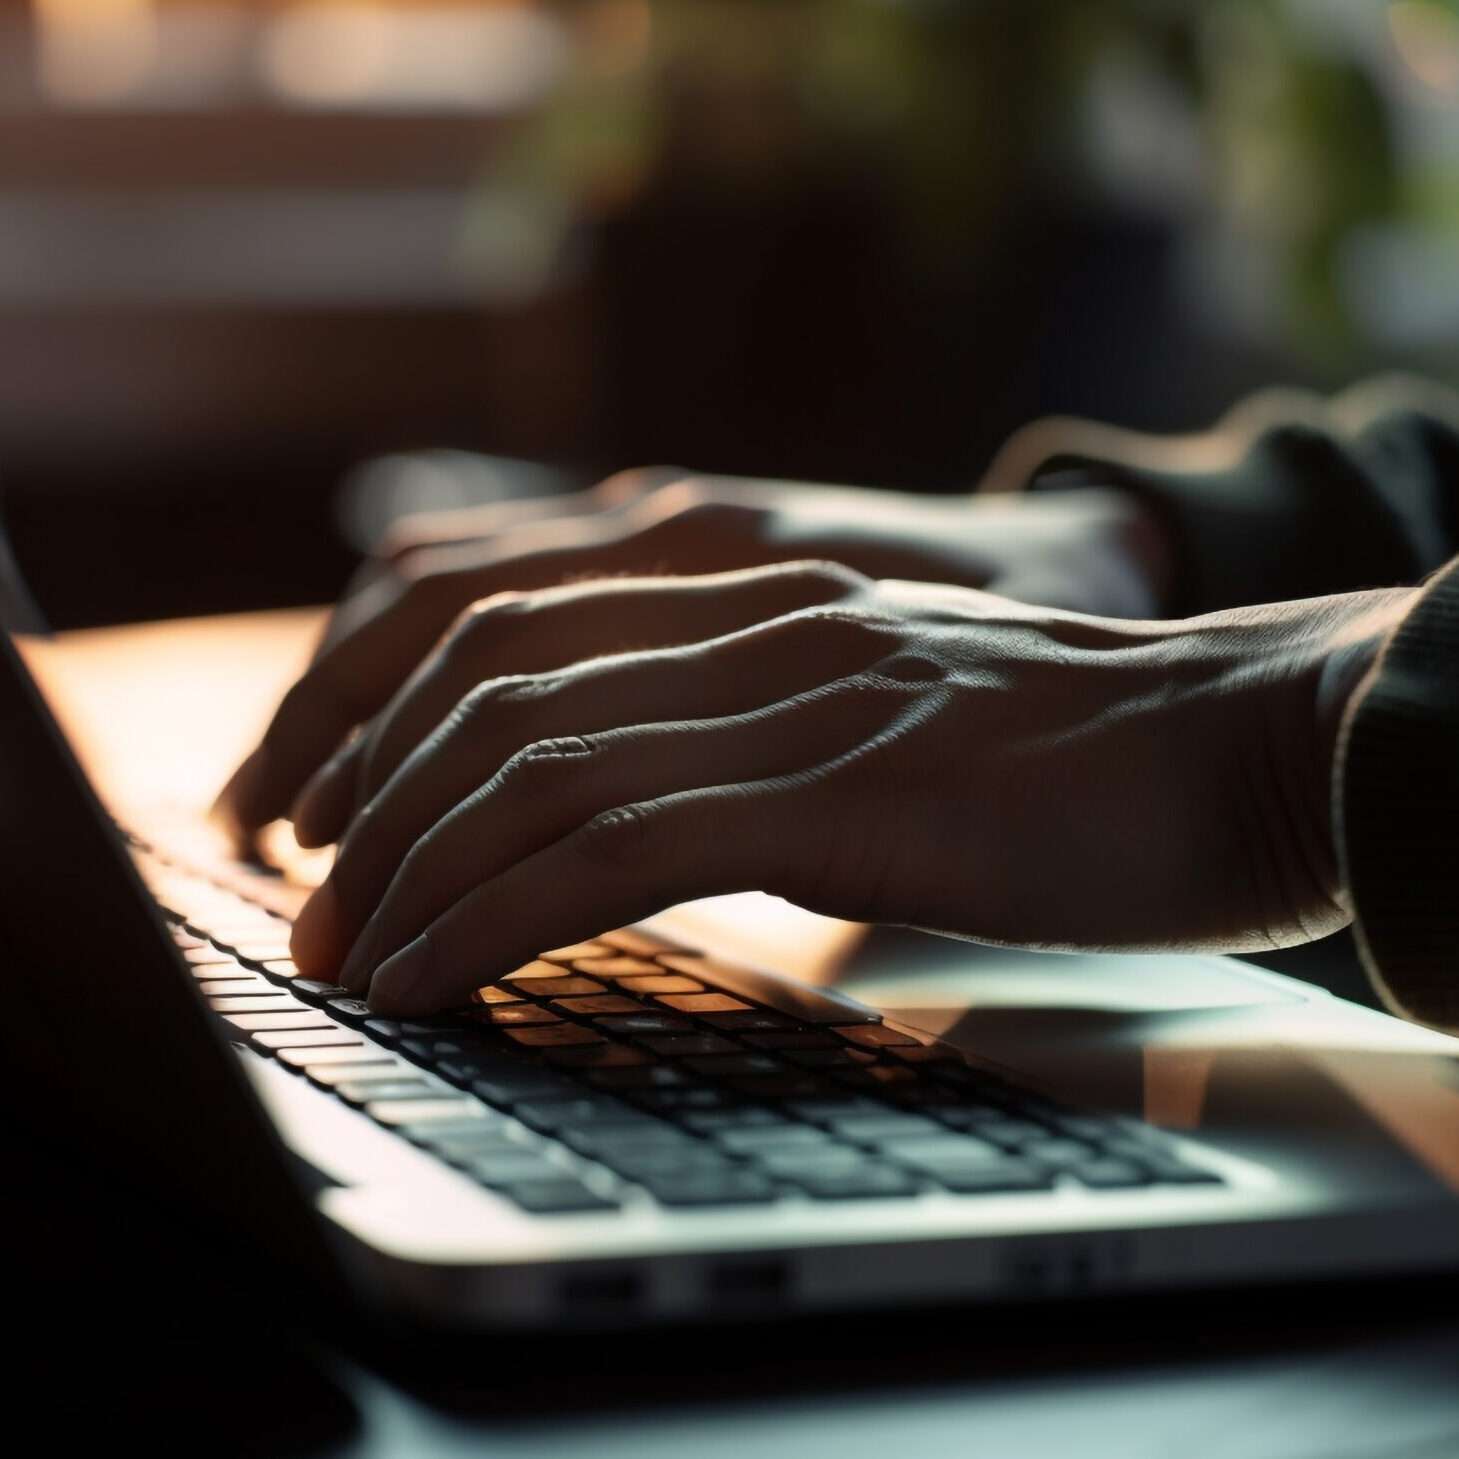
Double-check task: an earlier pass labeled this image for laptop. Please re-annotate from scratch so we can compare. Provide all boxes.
[6,622,1459,1329]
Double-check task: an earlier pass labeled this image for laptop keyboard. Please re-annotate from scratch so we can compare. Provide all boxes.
[137,843,1224,1217]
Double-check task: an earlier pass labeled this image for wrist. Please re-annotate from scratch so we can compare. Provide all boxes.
[1315,588,1418,797]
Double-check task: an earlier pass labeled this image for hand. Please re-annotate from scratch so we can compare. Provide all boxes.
[283,560,1410,1016]
[215,470,1169,844]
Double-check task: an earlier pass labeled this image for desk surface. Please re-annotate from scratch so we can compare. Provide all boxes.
[19,611,1459,1459]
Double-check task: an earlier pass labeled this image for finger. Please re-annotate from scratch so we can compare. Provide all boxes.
[340,678,894,994]
[216,492,756,836]
[293,561,865,846]
[365,775,829,1016]
[291,610,889,977]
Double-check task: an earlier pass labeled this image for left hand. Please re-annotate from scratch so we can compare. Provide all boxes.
[286,560,1409,1016]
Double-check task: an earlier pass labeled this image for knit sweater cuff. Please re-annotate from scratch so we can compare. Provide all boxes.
[1337,556,1459,1031]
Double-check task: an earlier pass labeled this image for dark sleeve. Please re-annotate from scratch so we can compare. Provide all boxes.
[1337,555,1459,1033]
[1021,378,1459,615]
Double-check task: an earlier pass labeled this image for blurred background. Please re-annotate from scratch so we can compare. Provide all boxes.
[2,0,1457,626]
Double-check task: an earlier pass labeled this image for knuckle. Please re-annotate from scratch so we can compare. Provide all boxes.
[447,590,533,651]
[504,736,594,780]
[786,558,868,598]
[575,803,653,867]
[634,479,756,536]
[450,674,546,732]
[776,603,887,654]
[592,465,684,507]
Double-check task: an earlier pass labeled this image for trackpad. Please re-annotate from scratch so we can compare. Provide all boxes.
[837,928,1304,1014]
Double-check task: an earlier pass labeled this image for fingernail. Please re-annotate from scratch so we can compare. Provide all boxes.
[368,935,432,1015]
[290,880,345,978]
[338,915,381,995]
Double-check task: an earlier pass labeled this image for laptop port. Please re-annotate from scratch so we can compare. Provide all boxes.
[560,1269,642,1311]
[709,1258,790,1303]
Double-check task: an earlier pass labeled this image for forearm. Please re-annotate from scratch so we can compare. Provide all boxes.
[993,377,1459,616]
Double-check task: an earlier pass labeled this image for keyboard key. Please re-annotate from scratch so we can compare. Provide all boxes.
[641,1171,777,1207]
[504,1024,605,1048]
[323,997,376,1026]
[366,1098,482,1125]
[306,1059,412,1088]
[259,959,300,979]
[657,957,882,1025]
[335,1078,444,1106]
[1070,1159,1150,1189]
[887,1044,965,1067]
[361,1018,470,1046]
[932,1162,1053,1195]
[1132,1153,1223,1186]
[877,1135,1006,1169]
[1022,1139,1099,1169]
[633,1086,730,1112]
[941,1114,1050,1144]
[508,976,606,998]
[616,974,704,995]
[839,1065,917,1090]
[209,994,305,1014]
[724,1073,830,1099]
[790,1098,889,1123]
[603,1148,739,1179]
[471,984,525,1005]
[514,1097,637,1130]
[743,1031,840,1051]
[403,1124,526,1158]
[583,1066,693,1092]
[715,1125,839,1154]
[680,1107,784,1132]
[542,1044,651,1069]
[279,1044,406,1068]
[640,1034,738,1057]
[594,1014,693,1035]
[501,1179,618,1214]
[198,976,276,997]
[229,943,294,965]
[485,1004,564,1025]
[551,994,642,1016]
[684,1054,783,1078]
[191,964,254,982]
[835,1025,920,1049]
[290,979,346,1004]
[469,1070,581,1105]
[558,1125,695,1159]
[250,1028,364,1050]
[828,1116,943,1144]
[786,1048,878,1071]
[465,1152,570,1186]
[703,1012,795,1032]
[538,941,614,963]
[171,931,205,950]
[793,1164,920,1200]
[183,947,236,967]
[224,1008,338,1031]
[656,993,753,1014]
[754,1147,866,1177]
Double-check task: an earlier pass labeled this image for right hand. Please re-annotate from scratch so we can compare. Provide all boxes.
[214,469,1170,847]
